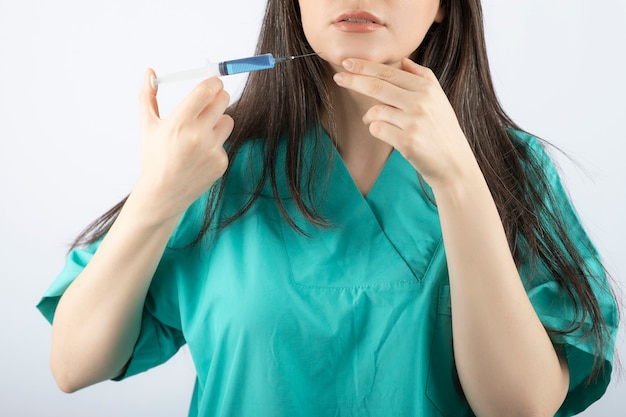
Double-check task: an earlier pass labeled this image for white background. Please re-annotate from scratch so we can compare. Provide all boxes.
[1,0,624,415]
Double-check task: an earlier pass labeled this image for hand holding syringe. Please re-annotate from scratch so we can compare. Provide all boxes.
[135,51,319,216]
[154,52,318,85]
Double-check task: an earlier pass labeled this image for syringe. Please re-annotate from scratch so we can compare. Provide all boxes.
[154,52,318,85]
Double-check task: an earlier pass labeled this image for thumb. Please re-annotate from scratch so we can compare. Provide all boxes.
[139,68,160,128]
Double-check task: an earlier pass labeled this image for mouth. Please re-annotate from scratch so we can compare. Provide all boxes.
[333,11,383,26]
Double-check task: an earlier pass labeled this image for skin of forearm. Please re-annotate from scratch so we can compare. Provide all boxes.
[50,185,183,393]
[432,166,570,417]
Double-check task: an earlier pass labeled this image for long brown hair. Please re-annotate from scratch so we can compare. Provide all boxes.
[73,0,616,378]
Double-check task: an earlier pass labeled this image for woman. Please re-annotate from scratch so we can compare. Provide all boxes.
[38,0,619,416]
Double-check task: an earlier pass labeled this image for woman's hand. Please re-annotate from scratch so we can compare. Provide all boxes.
[136,69,234,221]
[333,58,479,190]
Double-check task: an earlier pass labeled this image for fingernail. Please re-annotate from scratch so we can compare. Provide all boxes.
[342,59,353,70]
[150,75,157,91]
[333,72,345,85]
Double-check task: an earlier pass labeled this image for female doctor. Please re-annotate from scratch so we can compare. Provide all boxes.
[38,0,618,416]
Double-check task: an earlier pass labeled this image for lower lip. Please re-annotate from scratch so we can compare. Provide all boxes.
[333,21,382,33]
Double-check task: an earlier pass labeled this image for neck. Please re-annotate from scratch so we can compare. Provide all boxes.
[324,83,393,195]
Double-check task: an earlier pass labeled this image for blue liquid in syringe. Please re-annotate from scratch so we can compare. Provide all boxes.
[218,54,277,76]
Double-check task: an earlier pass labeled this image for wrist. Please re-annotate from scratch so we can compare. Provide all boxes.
[123,180,187,230]
[430,162,488,206]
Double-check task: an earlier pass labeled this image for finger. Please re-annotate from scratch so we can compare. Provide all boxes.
[139,68,160,128]
[363,105,421,150]
[333,70,413,109]
[197,89,231,129]
[367,120,406,152]
[401,58,439,82]
[212,114,235,145]
[340,58,420,90]
[362,104,407,129]
[174,77,225,120]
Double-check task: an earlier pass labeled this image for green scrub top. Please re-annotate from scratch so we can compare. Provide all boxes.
[38,130,618,417]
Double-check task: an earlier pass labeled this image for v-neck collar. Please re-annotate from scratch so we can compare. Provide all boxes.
[328,138,443,282]
[269,129,443,286]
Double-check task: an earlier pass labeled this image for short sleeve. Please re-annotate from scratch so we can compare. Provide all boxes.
[36,222,192,381]
[512,131,619,416]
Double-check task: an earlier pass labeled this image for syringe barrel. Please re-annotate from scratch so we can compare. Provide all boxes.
[218,53,276,75]
[154,53,278,85]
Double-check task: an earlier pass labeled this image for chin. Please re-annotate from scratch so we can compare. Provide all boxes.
[321,49,403,69]
[324,40,400,60]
